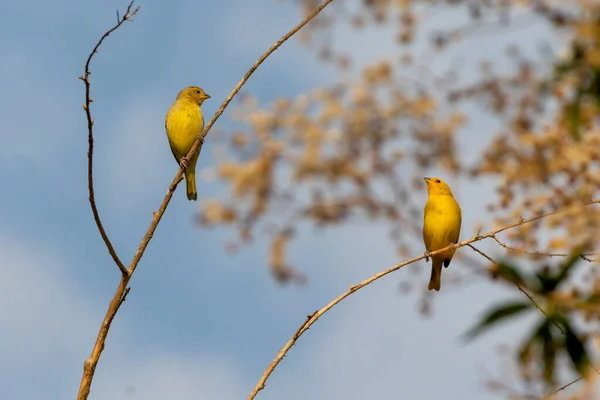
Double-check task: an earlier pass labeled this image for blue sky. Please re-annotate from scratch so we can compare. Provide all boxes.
[0,0,572,399]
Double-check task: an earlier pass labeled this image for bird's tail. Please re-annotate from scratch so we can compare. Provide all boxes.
[185,170,197,201]
[428,259,442,291]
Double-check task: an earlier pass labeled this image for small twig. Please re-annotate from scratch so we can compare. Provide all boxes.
[467,244,555,327]
[77,6,138,395]
[293,312,317,340]
[539,377,583,400]
[79,1,139,277]
[247,199,600,399]
[126,0,338,279]
[491,235,598,262]
[467,244,600,379]
[77,1,336,399]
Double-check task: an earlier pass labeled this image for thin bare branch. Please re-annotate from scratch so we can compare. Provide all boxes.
[79,0,139,277]
[177,0,337,169]
[467,244,600,381]
[466,244,552,321]
[127,0,337,277]
[491,235,599,262]
[77,1,336,399]
[539,377,583,400]
[248,199,600,400]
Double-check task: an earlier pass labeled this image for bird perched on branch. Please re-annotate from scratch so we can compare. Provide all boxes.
[165,86,211,201]
[422,177,462,291]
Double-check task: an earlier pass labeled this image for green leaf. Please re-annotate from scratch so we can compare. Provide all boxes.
[495,262,526,286]
[535,271,554,294]
[553,246,584,286]
[463,301,532,341]
[518,331,537,382]
[533,318,556,385]
[538,247,584,294]
[562,319,590,377]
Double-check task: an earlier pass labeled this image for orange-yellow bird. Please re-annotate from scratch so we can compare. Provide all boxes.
[422,177,462,291]
[165,86,210,201]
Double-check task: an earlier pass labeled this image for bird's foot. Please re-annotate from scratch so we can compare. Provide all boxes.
[424,251,431,263]
[179,158,189,170]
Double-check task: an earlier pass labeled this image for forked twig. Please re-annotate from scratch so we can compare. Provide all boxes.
[490,235,599,262]
[540,377,583,400]
[76,1,336,399]
[247,199,600,399]
[466,244,552,323]
[467,244,600,382]
[79,1,139,276]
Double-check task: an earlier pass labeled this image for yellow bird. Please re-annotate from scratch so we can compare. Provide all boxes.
[422,177,462,291]
[165,86,211,201]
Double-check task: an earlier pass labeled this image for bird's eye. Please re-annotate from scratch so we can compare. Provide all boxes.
[196,90,200,94]
[435,179,441,183]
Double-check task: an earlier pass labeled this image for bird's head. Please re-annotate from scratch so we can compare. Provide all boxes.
[423,177,454,196]
[178,86,211,105]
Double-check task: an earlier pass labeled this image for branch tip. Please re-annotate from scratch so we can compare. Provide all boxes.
[248,198,600,399]
[77,2,143,399]
[80,0,330,399]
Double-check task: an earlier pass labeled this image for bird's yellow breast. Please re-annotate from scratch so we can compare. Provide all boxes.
[165,99,205,160]
[423,194,462,260]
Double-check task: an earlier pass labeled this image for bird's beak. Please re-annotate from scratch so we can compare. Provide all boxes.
[423,177,431,183]
[204,93,211,99]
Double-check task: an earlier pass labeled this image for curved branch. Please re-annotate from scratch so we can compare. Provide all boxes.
[79,1,139,276]
[76,0,336,399]
[177,0,337,169]
[247,199,600,399]
[540,377,583,400]
[466,244,550,320]
[128,0,337,277]
[490,235,599,262]
[467,244,600,380]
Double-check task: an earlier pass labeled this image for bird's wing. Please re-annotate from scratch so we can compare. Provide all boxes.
[168,144,183,163]
[423,200,434,251]
[165,119,184,161]
[448,200,462,244]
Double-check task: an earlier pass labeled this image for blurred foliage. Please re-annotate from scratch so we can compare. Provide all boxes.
[200,0,600,281]
[466,248,592,388]
[196,0,600,396]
